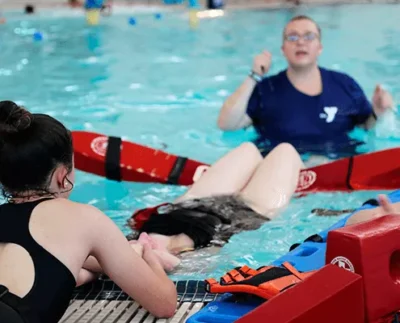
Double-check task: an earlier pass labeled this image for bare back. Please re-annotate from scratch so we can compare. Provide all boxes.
[0,199,90,297]
[0,198,177,321]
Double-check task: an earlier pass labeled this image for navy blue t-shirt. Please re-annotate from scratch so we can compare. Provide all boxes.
[246,67,373,157]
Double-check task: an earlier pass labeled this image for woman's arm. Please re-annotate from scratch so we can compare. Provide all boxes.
[82,205,177,318]
[76,268,100,287]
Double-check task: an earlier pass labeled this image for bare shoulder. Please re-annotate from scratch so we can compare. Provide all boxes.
[36,198,106,224]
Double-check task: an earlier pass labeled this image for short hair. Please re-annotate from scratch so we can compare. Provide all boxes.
[284,15,321,39]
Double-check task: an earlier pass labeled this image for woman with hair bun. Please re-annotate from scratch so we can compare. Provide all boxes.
[0,101,177,323]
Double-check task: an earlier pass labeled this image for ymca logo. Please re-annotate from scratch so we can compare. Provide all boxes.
[320,106,338,123]
[331,256,355,273]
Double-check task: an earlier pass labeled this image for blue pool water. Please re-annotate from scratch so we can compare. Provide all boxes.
[1,3,400,280]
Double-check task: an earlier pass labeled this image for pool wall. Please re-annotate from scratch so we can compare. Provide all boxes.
[1,0,399,10]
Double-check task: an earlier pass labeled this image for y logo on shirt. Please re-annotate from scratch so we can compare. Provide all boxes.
[320,107,338,123]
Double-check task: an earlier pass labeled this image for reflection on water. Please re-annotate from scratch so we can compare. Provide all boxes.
[0,4,399,279]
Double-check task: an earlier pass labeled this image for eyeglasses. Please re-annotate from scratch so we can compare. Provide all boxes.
[284,32,319,42]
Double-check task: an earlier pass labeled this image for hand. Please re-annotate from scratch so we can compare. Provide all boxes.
[129,240,144,257]
[139,233,181,272]
[152,250,181,273]
[372,85,394,117]
[142,242,164,268]
[252,50,272,76]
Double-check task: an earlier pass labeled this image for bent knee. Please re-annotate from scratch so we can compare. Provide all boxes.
[238,142,262,160]
[273,143,302,161]
[273,143,298,155]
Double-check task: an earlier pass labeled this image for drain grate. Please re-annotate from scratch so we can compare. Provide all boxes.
[59,279,219,323]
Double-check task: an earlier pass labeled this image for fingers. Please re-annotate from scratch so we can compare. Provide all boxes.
[374,84,390,97]
[261,51,272,64]
[138,232,150,244]
[262,50,271,57]
[253,51,272,76]
[152,250,181,272]
[130,243,144,256]
[142,241,153,254]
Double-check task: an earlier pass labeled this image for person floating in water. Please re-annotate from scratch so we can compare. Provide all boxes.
[129,189,400,273]
[127,142,400,272]
[217,15,394,159]
[128,141,306,271]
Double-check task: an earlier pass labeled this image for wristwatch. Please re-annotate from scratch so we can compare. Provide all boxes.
[249,70,263,83]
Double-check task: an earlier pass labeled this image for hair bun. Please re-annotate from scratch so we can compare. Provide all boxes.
[0,101,33,135]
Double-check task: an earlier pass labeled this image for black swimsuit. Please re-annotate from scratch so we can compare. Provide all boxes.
[0,199,76,323]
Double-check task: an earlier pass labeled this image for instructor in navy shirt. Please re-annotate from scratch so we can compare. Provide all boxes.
[217,15,393,157]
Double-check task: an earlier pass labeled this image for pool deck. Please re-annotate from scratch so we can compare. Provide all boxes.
[1,0,399,11]
[63,279,219,323]
[60,298,206,323]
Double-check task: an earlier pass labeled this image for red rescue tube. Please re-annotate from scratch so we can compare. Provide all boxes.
[73,131,400,192]
[297,147,400,193]
[72,131,208,186]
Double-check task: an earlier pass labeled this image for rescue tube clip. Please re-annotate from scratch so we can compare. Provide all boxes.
[104,136,122,181]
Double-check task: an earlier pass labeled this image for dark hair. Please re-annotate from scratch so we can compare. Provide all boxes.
[284,15,322,39]
[0,101,73,199]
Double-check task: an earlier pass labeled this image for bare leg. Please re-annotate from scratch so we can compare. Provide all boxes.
[146,143,302,257]
[150,143,263,255]
[175,142,262,203]
[239,143,305,218]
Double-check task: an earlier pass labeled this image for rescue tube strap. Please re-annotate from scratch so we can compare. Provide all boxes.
[105,136,122,181]
[345,156,354,190]
[167,157,188,185]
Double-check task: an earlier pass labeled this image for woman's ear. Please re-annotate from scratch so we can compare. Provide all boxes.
[318,42,323,56]
[53,165,69,190]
